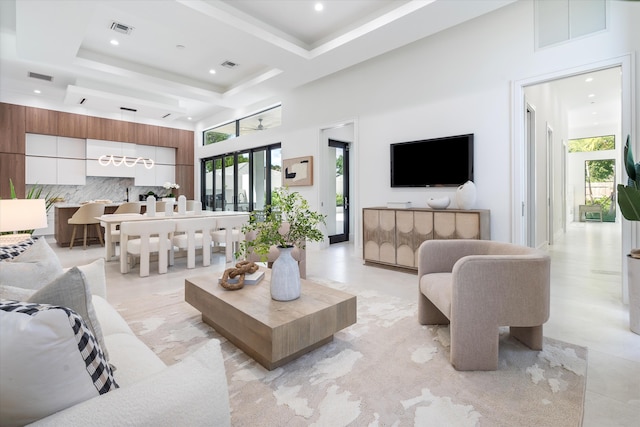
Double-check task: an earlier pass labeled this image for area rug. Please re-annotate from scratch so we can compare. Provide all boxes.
[115,277,588,427]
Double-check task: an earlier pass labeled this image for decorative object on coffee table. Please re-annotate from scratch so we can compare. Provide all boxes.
[616,135,640,334]
[455,180,476,209]
[237,187,326,301]
[219,261,260,290]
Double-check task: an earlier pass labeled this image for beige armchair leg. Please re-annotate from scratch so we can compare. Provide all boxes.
[418,291,449,325]
[450,320,500,371]
[510,325,544,350]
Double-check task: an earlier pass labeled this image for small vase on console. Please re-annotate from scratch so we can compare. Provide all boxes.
[455,180,476,210]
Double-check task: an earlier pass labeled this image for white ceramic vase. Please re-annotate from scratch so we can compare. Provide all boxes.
[270,246,301,301]
[455,180,476,210]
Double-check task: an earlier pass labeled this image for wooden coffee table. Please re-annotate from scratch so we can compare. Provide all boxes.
[184,269,357,370]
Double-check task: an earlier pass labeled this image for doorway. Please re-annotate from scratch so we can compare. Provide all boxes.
[328,139,349,244]
[514,56,631,301]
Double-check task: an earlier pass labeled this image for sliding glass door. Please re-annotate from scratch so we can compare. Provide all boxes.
[201,143,281,212]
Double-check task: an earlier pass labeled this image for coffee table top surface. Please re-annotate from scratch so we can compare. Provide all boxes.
[185,269,356,328]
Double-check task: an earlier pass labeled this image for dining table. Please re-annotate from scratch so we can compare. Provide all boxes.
[97,210,250,263]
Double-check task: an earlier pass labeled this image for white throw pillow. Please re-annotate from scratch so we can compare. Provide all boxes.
[0,238,63,289]
[0,284,35,301]
[0,300,118,427]
[28,265,109,361]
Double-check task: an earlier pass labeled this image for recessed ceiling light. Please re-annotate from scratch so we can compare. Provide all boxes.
[187,117,192,121]
[588,94,595,98]
[110,39,119,46]
[209,69,216,74]
[315,3,324,12]
[585,77,593,82]
[592,112,598,115]
[33,89,41,94]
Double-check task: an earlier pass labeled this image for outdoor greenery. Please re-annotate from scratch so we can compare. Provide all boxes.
[569,135,615,152]
[204,131,233,145]
[236,187,326,261]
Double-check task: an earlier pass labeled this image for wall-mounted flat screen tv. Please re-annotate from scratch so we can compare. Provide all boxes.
[390,133,474,187]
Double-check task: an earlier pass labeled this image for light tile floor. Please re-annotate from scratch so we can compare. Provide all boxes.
[49,221,639,426]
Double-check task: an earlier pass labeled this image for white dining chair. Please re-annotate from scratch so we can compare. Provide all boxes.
[120,220,176,277]
[211,215,248,256]
[108,202,142,255]
[173,217,217,268]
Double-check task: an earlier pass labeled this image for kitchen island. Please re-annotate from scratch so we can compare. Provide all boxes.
[54,203,123,247]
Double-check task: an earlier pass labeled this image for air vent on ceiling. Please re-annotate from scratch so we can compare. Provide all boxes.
[221,60,238,69]
[120,107,137,112]
[162,113,171,119]
[28,72,53,82]
[79,98,86,105]
[110,21,134,35]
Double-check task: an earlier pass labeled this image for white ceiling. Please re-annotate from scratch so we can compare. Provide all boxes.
[0,0,518,125]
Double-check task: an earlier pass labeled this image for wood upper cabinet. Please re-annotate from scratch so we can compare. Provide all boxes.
[57,111,87,138]
[25,107,58,135]
[87,116,136,142]
[159,127,194,164]
[363,207,490,270]
[0,103,26,154]
[135,123,159,146]
[175,129,194,165]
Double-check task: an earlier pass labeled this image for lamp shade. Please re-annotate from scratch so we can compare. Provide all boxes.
[0,199,48,233]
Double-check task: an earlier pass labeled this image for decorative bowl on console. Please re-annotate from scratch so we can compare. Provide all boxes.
[427,197,450,209]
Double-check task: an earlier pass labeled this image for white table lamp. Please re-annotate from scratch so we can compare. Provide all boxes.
[0,199,48,244]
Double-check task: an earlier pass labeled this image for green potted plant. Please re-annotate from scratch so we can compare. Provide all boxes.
[237,187,326,301]
[616,135,640,334]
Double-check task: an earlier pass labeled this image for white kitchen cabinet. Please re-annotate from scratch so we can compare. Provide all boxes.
[57,137,85,159]
[86,139,135,178]
[26,156,57,184]
[25,134,85,185]
[26,134,57,156]
[57,158,86,185]
[155,146,175,165]
[155,164,175,186]
[134,145,175,186]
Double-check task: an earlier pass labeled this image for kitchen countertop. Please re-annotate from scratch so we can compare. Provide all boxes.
[54,202,128,208]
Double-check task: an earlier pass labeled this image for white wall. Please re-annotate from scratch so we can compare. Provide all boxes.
[195,0,639,250]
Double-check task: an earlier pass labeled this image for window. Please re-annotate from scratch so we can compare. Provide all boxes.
[568,135,615,152]
[535,0,606,49]
[201,143,281,211]
[203,105,281,145]
[203,122,236,145]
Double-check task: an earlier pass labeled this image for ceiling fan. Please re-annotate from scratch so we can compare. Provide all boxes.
[242,118,265,131]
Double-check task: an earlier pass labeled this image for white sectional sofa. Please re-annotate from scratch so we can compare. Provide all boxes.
[0,238,231,426]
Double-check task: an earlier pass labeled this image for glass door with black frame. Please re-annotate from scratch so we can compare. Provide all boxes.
[328,140,349,244]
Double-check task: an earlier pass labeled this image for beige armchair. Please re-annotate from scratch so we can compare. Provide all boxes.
[418,239,550,371]
[244,222,306,279]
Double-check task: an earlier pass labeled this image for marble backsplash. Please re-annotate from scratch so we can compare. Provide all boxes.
[27,177,170,204]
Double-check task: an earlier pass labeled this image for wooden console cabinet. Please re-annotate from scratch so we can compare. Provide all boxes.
[363,207,490,270]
